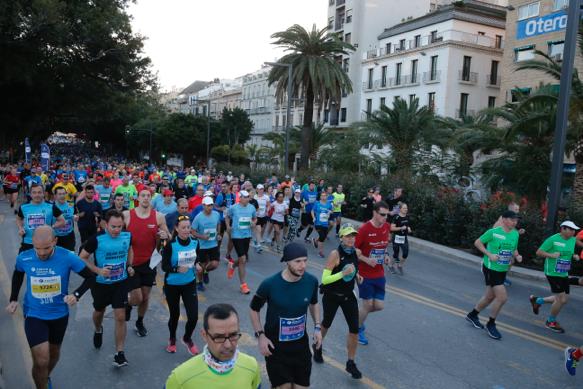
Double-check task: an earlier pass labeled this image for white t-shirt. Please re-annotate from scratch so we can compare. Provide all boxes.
[271,201,288,222]
[255,194,270,218]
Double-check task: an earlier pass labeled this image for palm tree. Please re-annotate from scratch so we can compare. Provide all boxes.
[268,24,354,170]
[289,123,335,164]
[358,97,442,178]
[515,39,583,209]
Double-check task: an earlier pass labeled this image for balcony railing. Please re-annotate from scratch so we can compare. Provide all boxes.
[458,71,478,84]
[404,73,420,85]
[486,74,501,88]
[335,18,345,30]
[423,71,441,83]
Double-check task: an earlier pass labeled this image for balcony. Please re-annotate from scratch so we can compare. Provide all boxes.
[365,29,504,60]
[458,71,478,84]
[335,18,345,31]
[486,74,501,88]
[423,71,441,84]
[404,73,420,85]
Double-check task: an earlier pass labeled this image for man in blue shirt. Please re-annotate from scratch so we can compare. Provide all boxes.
[192,196,221,291]
[53,186,78,251]
[6,226,95,389]
[225,190,256,295]
[299,181,318,242]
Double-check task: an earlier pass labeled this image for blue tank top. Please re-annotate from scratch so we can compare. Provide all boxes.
[95,232,132,284]
[53,201,74,237]
[165,238,198,285]
[21,202,55,244]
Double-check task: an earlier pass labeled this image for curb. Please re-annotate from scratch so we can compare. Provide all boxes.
[344,218,547,283]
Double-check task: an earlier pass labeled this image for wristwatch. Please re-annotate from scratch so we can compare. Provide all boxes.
[254,330,265,338]
[73,291,81,301]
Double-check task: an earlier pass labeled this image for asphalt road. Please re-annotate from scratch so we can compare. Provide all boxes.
[1,200,583,389]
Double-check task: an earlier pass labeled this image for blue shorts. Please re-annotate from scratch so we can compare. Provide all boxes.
[358,277,386,300]
[329,212,342,221]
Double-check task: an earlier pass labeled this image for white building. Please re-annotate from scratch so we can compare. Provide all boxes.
[360,0,506,119]
[189,78,242,119]
[326,0,508,127]
[241,67,276,145]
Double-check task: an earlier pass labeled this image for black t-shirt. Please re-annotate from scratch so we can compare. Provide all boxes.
[360,196,374,221]
[76,199,103,229]
[250,198,259,210]
[289,197,302,218]
[392,214,410,237]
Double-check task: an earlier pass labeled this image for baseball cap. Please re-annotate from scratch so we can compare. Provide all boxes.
[560,220,580,230]
[240,190,250,197]
[257,184,264,190]
[339,223,358,237]
[280,242,308,262]
[294,188,301,193]
[163,189,174,196]
[204,190,214,197]
[202,196,214,205]
[501,210,520,219]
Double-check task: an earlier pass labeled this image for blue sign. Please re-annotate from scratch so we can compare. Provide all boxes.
[40,143,50,172]
[24,137,31,164]
[516,10,567,40]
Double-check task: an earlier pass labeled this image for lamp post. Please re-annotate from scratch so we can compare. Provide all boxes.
[545,0,580,236]
[265,61,293,175]
[125,127,153,162]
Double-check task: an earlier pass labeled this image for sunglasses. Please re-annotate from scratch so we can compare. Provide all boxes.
[378,212,389,217]
[177,215,190,221]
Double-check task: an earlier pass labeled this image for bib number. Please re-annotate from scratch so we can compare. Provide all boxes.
[498,250,512,265]
[178,249,197,268]
[395,235,406,244]
[370,248,385,265]
[27,213,46,229]
[319,212,329,223]
[31,276,62,300]
[204,228,216,241]
[291,208,300,218]
[105,262,126,281]
[238,217,251,230]
[279,314,306,342]
[555,259,571,274]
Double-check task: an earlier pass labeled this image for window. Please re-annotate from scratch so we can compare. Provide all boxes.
[515,46,535,62]
[430,30,439,43]
[380,97,386,108]
[414,35,421,48]
[346,10,352,23]
[381,66,388,87]
[554,0,568,11]
[495,35,503,49]
[411,59,418,83]
[366,99,373,118]
[343,58,349,72]
[489,60,499,85]
[385,42,391,55]
[409,94,416,105]
[478,31,485,36]
[345,33,352,44]
[324,110,329,123]
[488,96,496,108]
[328,18,334,30]
[282,115,286,128]
[430,55,438,80]
[459,93,469,117]
[511,87,531,102]
[399,39,406,50]
[549,41,565,61]
[462,56,472,81]
[340,108,347,122]
[428,92,436,111]
[367,68,374,89]
[395,63,402,85]
[518,2,540,20]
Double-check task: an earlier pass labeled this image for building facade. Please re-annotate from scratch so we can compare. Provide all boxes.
[241,67,276,145]
[361,0,506,119]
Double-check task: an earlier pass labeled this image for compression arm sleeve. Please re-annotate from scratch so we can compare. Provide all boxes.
[250,294,267,312]
[73,267,96,298]
[9,270,25,302]
[321,269,343,285]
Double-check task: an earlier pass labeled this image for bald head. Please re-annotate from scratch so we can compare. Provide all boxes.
[33,225,55,243]
[32,226,57,260]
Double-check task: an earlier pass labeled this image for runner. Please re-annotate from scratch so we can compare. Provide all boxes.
[16,183,66,253]
[330,184,347,238]
[313,224,363,379]
[359,188,375,222]
[165,198,190,232]
[155,189,178,215]
[492,202,525,287]
[115,175,138,210]
[165,304,261,388]
[285,188,303,242]
[299,181,318,243]
[94,177,113,212]
[3,166,20,215]
[269,191,288,253]
[389,203,412,275]
[52,174,77,205]
[79,209,133,367]
[191,196,222,291]
[124,189,170,336]
[250,242,321,389]
[354,201,391,345]
[529,221,579,333]
[53,186,78,251]
[215,182,236,259]
[76,184,103,244]
[465,210,522,340]
[6,226,95,389]
[253,184,270,251]
[225,190,256,294]
[161,215,201,355]
[311,191,333,258]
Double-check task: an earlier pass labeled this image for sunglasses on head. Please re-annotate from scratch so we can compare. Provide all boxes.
[177,215,190,221]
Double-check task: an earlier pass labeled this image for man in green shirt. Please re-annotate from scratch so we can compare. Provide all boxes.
[529,220,580,333]
[330,184,347,238]
[165,304,261,389]
[466,210,522,340]
[114,176,138,209]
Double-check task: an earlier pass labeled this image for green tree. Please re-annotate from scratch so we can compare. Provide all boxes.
[289,123,335,164]
[219,107,254,147]
[318,129,368,173]
[268,24,354,170]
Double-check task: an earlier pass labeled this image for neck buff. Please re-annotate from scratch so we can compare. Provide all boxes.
[203,345,239,375]
[340,243,355,254]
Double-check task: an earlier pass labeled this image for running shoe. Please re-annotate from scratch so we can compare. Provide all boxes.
[227,260,235,280]
[398,266,404,275]
[485,322,501,340]
[312,344,324,363]
[197,282,205,292]
[166,339,177,353]
[113,351,128,367]
[182,338,199,356]
[465,313,484,329]
[545,320,565,334]
[346,359,363,379]
[240,283,251,295]
[203,272,210,284]
[357,327,368,345]
[135,321,148,337]
[529,295,541,315]
[93,327,103,348]
[565,347,578,376]
[125,305,132,322]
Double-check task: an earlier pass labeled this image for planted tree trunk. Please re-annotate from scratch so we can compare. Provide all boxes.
[300,83,315,170]
[572,144,583,211]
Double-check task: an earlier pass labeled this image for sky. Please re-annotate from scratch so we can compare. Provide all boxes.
[128,0,328,92]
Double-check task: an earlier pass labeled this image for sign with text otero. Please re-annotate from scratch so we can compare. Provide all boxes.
[516,10,567,40]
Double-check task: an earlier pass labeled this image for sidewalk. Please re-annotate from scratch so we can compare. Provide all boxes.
[344,217,547,282]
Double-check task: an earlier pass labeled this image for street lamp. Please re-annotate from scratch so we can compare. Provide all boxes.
[125,126,153,162]
[265,61,293,175]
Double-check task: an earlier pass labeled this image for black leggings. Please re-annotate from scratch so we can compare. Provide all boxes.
[321,292,359,334]
[164,282,198,341]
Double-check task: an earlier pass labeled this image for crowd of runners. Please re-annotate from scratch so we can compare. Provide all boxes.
[2,154,583,388]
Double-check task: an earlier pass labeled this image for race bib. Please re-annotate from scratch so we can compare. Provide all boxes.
[238,216,251,230]
[27,213,46,229]
[308,195,316,203]
[279,314,306,342]
[395,235,406,244]
[105,262,126,282]
[31,276,62,299]
[55,219,72,234]
[291,208,300,218]
[498,250,512,265]
[178,249,197,268]
[555,259,571,274]
[319,212,329,223]
[258,206,266,215]
[204,228,217,241]
[370,248,385,265]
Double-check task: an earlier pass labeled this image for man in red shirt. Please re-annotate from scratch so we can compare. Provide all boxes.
[188,184,205,212]
[354,201,391,346]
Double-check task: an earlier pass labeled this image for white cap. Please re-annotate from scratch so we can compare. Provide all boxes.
[560,220,580,230]
[202,196,214,205]
[240,190,249,197]
[294,188,301,193]
[204,190,214,197]
[257,184,264,190]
